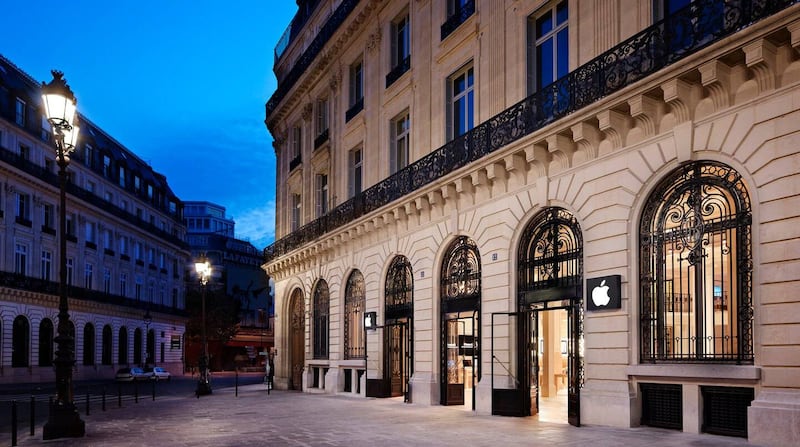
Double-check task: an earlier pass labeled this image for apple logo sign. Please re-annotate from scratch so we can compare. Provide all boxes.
[592,280,611,306]
[587,275,621,311]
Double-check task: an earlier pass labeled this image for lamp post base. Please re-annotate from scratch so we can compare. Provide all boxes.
[196,379,212,397]
[43,401,85,440]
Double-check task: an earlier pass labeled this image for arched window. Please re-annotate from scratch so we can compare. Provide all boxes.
[517,207,582,305]
[344,270,365,359]
[440,236,482,407]
[133,328,143,365]
[385,255,413,314]
[312,279,330,360]
[39,318,54,367]
[118,327,128,365]
[102,325,113,365]
[640,161,752,362]
[441,236,481,304]
[12,316,30,367]
[83,323,95,366]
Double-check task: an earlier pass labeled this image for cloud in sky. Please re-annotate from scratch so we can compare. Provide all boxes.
[229,200,277,249]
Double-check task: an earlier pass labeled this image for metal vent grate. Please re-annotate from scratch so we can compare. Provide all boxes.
[640,383,682,430]
[702,386,754,437]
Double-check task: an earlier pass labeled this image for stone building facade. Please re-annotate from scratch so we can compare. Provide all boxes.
[0,55,190,383]
[264,1,800,445]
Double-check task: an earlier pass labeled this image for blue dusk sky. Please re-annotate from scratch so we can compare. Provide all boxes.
[2,1,297,249]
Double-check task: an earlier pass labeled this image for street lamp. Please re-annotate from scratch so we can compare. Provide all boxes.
[42,70,85,440]
[143,308,152,366]
[195,256,212,396]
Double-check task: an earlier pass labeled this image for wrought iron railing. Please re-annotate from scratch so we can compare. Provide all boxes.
[264,0,798,262]
[441,0,476,41]
[386,55,411,88]
[289,154,303,172]
[345,98,364,122]
[0,270,186,316]
[314,129,330,149]
[0,144,188,249]
[267,0,360,117]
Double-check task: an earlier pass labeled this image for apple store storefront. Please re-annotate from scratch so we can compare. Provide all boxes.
[488,161,752,432]
[279,160,757,439]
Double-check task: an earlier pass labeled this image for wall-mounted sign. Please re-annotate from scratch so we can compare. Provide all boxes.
[586,275,622,311]
[364,311,378,330]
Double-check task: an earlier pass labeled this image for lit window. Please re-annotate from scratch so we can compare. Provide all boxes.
[15,98,25,126]
[291,193,301,232]
[41,250,52,281]
[15,243,28,275]
[640,161,753,362]
[447,64,474,140]
[390,112,410,174]
[527,1,568,94]
[348,147,363,198]
[315,174,329,217]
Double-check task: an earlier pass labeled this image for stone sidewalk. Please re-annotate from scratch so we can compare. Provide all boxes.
[12,383,750,447]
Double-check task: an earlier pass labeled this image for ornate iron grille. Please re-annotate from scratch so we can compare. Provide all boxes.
[290,288,305,390]
[264,0,797,263]
[641,383,683,430]
[640,161,752,363]
[118,327,128,365]
[344,270,365,359]
[385,255,413,319]
[701,386,753,437]
[386,55,411,88]
[441,236,481,307]
[12,315,30,367]
[312,279,330,359]
[102,325,113,365]
[441,0,476,41]
[133,328,143,365]
[517,208,583,306]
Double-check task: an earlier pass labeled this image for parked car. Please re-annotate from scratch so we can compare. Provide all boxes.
[116,367,152,381]
[115,367,134,382]
[146,366,171,381]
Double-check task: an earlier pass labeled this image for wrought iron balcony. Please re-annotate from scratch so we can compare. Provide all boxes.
[0,144,188,249]
[386,55,411,88]
[0,270,186,316]
[264,0,798,263]
[314,129,330,149]
[345,98,364,123]
[441,0,475,41]
[289,154,303,172]
[267,0,360,117]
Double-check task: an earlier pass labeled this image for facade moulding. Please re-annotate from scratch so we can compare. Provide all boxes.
[265,6,800,276]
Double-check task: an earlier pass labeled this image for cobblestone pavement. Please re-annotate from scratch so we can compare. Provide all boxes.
[12,383,750,447]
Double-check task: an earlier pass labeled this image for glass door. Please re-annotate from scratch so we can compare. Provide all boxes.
[445,318,465,405]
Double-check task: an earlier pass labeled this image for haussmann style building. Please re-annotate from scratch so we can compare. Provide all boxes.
[0,54,190,384]
[262,1,800,445]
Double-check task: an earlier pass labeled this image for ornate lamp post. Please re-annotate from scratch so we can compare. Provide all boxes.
[41,70,85,439]
[195,256,212,396]
[143,308,152,366]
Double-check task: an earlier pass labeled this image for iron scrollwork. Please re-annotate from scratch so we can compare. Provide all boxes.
[265,0,796,263]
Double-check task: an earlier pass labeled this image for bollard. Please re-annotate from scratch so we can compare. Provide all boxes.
[118,383,122,408]
[235,369,239,397]
[12,400,18,446]
[30,395,35,436]
[86,387,90,416]
[135,381,139,403]
[152,380,156,401]
[102,386,106,412]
